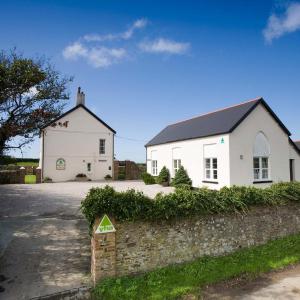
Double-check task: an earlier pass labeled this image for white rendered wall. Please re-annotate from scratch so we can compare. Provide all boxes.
[146,134,230,189]
[229,104,291,187]
[41,106,114,182]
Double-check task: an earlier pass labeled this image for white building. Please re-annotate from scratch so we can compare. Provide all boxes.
[39,88,116,182]
[146,97,300,189]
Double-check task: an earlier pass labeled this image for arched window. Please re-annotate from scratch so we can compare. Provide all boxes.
[253,132,270,181]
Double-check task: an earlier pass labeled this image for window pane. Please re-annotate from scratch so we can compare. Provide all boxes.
[178,159,181,168]
[205,158,210,168]
[253,157,259,168]
[262,169,268,179]
[262,157,268,168]
[174,160,177,169]
[254,169,260,179]
[213,170,218,179]
[213,158,217,169]
[206,169,210,179]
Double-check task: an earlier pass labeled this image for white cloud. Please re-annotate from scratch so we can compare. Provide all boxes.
[83,18,148,42]
[263,3,300,43]
[62,42,126,68]
[62,42,88,59]
[139,38,190,54]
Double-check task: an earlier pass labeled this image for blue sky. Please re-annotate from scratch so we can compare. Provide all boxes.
[1,0,300,162]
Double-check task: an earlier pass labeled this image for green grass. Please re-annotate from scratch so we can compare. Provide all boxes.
[16,161,39,167]
[93,233,300,300]
[24,175,36,184]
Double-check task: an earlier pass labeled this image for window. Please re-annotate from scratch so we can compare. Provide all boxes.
[253,157,269,180]
[173,159,181,174]
[204,158,218,180]
[253,132,271,181]
[99,139,105,154]
[152,160,158,176]
[87,162,91,172]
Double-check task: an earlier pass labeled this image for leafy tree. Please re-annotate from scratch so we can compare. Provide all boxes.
[172,166,192,187]
[157,166,170,185]
[0,49,72,156]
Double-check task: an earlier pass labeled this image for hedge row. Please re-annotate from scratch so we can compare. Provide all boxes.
[81,182,300,233]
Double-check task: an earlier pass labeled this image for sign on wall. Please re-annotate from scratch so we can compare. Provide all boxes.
[95,215,116,234]
[56,158,66,170]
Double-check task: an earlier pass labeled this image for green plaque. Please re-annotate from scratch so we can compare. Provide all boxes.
[95,215,116,234]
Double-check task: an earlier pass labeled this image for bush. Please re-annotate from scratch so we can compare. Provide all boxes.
[81,182,300,233]
[157,166,170,185]
[171,166,192,187]
[141,172,156,185]
[118,174,125,180]
[76,173,87,178]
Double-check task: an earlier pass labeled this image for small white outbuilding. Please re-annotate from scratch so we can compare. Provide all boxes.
[145,97,300,189]
[39,88,115,182]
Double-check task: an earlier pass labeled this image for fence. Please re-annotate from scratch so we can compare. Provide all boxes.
[0,166,42,184]
[113,160,145,180]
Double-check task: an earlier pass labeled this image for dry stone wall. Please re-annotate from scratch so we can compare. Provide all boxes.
[91,204,300,284]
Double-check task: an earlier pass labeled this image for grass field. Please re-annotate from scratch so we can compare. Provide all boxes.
[24,175,36,184]
[16,161,39,167]
[93,233,300,300]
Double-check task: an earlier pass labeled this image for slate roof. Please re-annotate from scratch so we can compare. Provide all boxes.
[145,97,291,147]
[41,104,116,134]
[295,141,300,151]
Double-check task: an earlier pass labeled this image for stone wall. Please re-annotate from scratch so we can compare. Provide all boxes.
[0,167,42,184]
[91,204,300,284]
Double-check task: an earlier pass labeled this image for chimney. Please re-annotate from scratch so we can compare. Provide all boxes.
[76,87,85,106]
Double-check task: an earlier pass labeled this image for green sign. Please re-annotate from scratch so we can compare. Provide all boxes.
[95,215,116,234]
[221,138,225,144]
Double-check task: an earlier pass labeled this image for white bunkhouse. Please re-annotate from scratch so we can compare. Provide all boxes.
[146,97,300,189]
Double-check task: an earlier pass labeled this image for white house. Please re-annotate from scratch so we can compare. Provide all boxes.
[39,88,116,182]
[146,97,300,189]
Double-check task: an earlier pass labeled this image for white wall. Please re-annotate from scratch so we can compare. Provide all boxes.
[146,134,230,189]
[229,103,291,187]
[41,106,114,182]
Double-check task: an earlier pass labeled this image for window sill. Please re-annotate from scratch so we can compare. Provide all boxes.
[202,180,219,184]
[253,180,273,184]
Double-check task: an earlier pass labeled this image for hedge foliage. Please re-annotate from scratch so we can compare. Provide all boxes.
[141,172,156,185]
[81,182,300,233]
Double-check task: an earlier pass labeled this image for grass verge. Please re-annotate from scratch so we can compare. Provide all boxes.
[16,161,39,167]
[24,175,36,184]
[93,233,300,300]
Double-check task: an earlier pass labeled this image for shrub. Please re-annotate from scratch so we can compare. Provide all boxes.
[43,176,52,183]
[141,172,156,185]
[105,174,112,180]
[81,182,300,233]
[157,166,170,185]
[76,173,87,178]
[172,166,192,187]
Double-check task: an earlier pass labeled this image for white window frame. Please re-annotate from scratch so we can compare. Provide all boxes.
[99,139,105,154]
[204,157,218,181]
[152,160,158,176]
[173,159,181,175]
[253,156,270,181]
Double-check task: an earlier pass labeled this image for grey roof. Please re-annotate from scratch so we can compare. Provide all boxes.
[295,141,300,151]
[145,97,291,147]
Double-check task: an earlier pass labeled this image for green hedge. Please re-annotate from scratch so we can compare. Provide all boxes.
[141,172,156,185]
[81,182,300,233]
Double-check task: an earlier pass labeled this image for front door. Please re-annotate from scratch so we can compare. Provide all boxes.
[290,159,294,182]
[87,162,92,178]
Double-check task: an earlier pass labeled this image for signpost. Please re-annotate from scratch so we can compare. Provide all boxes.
[95,215,116,234]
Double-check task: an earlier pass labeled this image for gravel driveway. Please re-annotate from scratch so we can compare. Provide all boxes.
[0,181,173,300]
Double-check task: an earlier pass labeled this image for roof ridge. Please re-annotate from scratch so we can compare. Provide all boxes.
[168,97,262,127]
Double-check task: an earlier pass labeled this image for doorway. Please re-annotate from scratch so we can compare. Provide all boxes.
[290,159,295,182]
